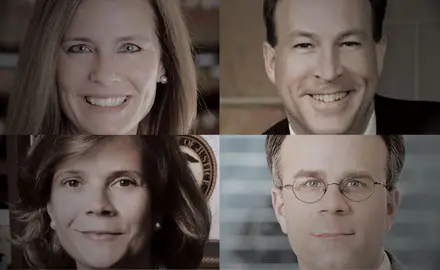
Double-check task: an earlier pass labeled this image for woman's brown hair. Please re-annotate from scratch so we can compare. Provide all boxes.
[6,0,197,135]
[11,135,211,269]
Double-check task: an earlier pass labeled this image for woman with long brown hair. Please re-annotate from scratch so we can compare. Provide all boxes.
[11,135,211,269]
[6,0,197,135]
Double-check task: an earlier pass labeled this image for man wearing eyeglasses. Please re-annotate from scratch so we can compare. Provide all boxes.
[265,135,404,270]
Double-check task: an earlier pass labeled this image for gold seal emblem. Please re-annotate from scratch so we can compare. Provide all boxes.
[178,135,217,201]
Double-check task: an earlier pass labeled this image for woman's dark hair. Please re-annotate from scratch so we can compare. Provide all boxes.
[11,135,211,269]
[264,0,387,46]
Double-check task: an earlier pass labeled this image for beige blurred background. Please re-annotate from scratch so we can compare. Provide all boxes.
[220,0,440,134]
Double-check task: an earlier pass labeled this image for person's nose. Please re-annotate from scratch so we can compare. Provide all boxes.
[85,187,117,217]
[89,54,121,87]
[318,183,350,215]
[314,46,343,83]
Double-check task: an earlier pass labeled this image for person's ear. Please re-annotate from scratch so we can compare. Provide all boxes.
[47,202,56,229]
[272,187,287,234]
[157,63,166,83]
[263,42,276,84]
[385,188,401,232]
[375,37,387,76]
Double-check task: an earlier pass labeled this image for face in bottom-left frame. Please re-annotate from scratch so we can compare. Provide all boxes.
[0,135,219,269]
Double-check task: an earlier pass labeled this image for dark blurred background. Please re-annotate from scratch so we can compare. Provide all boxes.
[220,135,440,270]
[0,0,219,134]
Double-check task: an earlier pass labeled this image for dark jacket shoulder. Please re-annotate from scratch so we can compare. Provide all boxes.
[375,95,440,134]
[263,118,289,135]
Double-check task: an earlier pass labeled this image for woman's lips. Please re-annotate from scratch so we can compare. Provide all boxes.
[81,95,131,113]
[312,232,355,239]
[79,231,123,241]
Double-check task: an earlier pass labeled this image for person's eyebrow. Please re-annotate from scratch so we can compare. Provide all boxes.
[61,37,94,43]
[55,170,83,176]
[115,35,152,42]
[340,170,374,179]
[54,170,144,181]
[107,170,144,179]
[293,169,326,179]
[286,29,368,42]
[287,30,318,40]
[62,35,151,43]
[53,170,84,182]
[338,29,368,40]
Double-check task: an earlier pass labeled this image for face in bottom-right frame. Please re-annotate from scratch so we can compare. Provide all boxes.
[220,135,440,270]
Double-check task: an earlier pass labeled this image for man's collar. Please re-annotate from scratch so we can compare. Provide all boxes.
[378,249,392,270]
[289,111,377,135]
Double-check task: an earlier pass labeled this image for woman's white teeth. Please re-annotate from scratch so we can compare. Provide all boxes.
[311,92,349,103]
[86,96,127,107]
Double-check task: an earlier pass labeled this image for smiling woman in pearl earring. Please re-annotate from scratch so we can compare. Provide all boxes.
[10,136,211,269]
[6,0,197,135]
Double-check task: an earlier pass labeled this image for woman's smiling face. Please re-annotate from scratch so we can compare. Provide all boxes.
[57,0,164,134]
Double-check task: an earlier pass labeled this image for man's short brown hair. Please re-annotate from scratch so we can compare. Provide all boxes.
[263,0,388,46]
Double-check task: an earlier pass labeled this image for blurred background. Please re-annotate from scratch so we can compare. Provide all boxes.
[220,135,440,269]
[220,0,440,134]
[0,0,219,134]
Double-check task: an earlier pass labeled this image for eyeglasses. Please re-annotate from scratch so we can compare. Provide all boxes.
[277,177,387,203]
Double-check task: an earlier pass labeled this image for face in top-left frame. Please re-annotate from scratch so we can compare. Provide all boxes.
[4,0,198,135]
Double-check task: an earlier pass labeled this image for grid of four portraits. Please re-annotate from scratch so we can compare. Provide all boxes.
[1,0,440,269]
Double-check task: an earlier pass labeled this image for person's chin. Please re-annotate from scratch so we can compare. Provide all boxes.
[310,252,361,270]
[78,121,133,135]
[77,258,120,269]
[313,260,357,270]
[304,117,354,134]
[298,105,357,134]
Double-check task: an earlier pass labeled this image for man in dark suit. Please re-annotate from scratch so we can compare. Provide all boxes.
[262,0,440,134]
[266,135,405,269]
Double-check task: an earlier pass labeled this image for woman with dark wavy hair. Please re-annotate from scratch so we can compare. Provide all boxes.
[11,135,211,269]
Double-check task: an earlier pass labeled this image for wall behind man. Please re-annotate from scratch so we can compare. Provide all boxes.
[220,0,440,134]
[219,135,440,269]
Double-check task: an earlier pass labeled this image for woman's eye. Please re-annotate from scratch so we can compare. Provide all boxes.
[120,44,142,53]
[114,178,138,187]
[63,179,81,188]
[67,44,93,53]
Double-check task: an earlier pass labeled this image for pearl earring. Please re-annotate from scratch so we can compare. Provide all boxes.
[50,220,55,229]
[155,222,161,230]
[159,76,168,84]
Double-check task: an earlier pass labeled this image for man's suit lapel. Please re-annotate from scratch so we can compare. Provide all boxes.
[374,94,390,134]
[386,250,404,270]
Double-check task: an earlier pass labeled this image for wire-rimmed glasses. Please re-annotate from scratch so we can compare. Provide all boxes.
[277,176,387,203]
